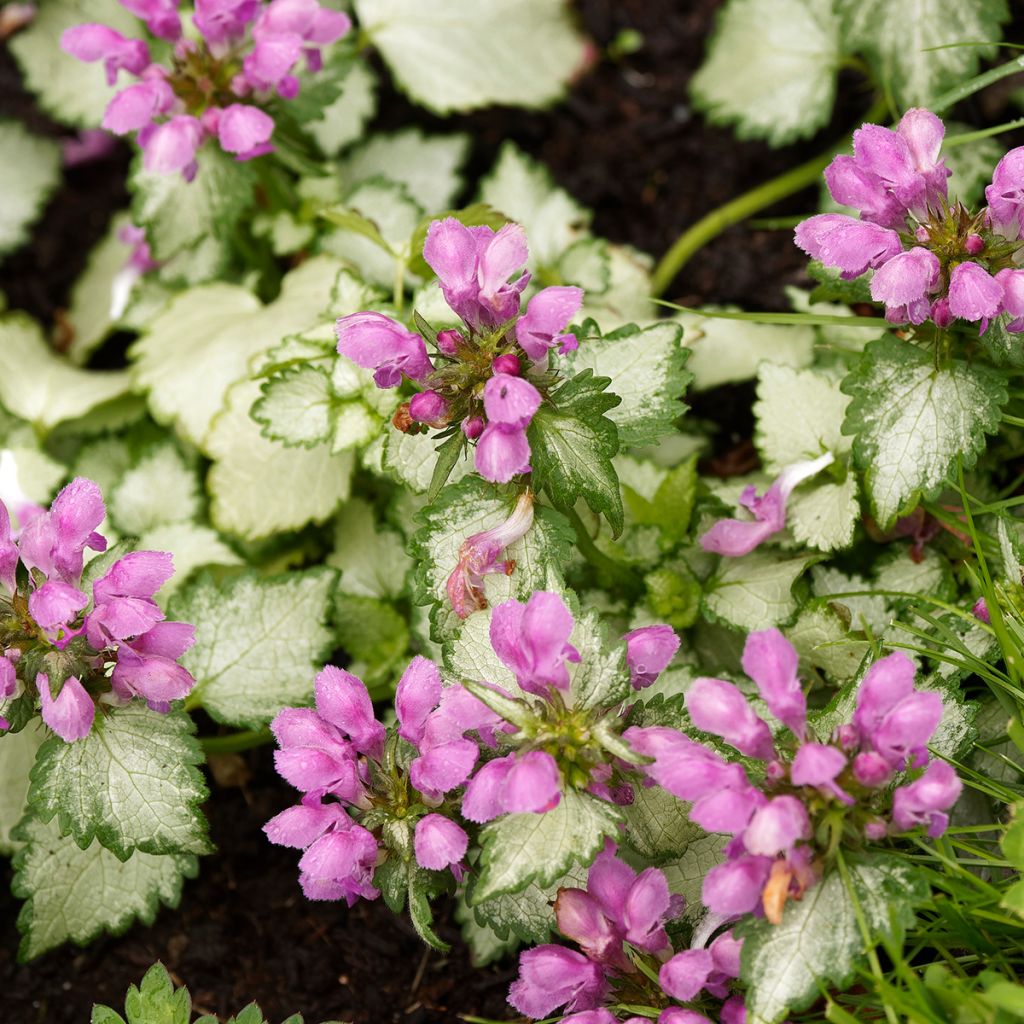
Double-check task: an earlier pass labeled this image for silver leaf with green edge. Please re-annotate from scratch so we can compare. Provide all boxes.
[661,833,730,919]
[110,444,202,535]
[0,314,132,434]
[306,60,378,157]
[838,0,1008,109]
[842,336,1007,529]
[704,551,820,631]
[563,322,690,448]
[690,0,841,146]
[12,813,198,962]
[621,783,703,862]
[27,706,211,861]
[0,723,45,856]
[569,610,631,711]
[0,121,61,257]
[471,789,623,904]
[455,895,521,967]
[354,0,587,114]
[375,425,472,494]
[737,853,928,1024]
[171,569,337,727]
[251,365,335,449]
[329,498,412,601]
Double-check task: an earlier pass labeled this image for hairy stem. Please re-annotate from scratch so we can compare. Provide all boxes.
[200,727,273,755]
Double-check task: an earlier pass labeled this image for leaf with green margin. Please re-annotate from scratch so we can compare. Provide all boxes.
[329,499,411,600]
[737,853,927,1024]
[0,723,45,856]
[138,522,243,607]
[110,444,201,535]
[691,0,841,146]
[28,706,211,861]
[0,121,61,257]
[411,478,574,643]
[376,425,472,493]
[0,314,132,433]
[306,60,378,157]
[9,0,141,128]
[564,323,690,447]
[621,784,703,862]
[333,595,409,687]
[786,476,860,553]
[471,789,623,903]
[704,551,819,631]
[528,370,623,534]
[842,336,1007,528]
[13,813,197,962]
[838,0,1008,108]
[786,602,869,682]
[171,569,337,727]
[207,377,354,539]
[106,962,192,1024]
[354,0,587,114]
[570,610,631,711]
[251,365,335,448]
[131,148,255,268]
[455,895,521,967]
[660,833,729,918]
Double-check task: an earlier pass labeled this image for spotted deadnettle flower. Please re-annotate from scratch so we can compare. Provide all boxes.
[335,217,584,486]
[0,477,195,742]
[797,107,1024,331]
[508,844,743,1024]
[626,629,960,925]
[61,0,350,179]
[266,656,500,901]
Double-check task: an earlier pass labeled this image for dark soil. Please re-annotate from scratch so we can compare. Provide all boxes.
[2,1,1023,1022]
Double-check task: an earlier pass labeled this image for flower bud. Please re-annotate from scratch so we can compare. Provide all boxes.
[461,416,484,440]
[436,328,461,356]
[409,390,450,427]
[492,353,521,376]
[965,232,984,255]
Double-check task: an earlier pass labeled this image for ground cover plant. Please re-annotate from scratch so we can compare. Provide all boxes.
[2,1,1024,1022]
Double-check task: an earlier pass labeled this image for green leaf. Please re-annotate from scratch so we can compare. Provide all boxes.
[570,610,631,711]
[28,706,211,861]
[705,551,818,631]
[408,864,450,952]
[116,962,192,1024]
[528,371,624,534]
[172,569,337,727]
[838,0,1009,109]
[354,0,587,114]
[411,478,574,643]
[376,425,471,493]
[340,128,470,212]
[660,834,729,918]
[787,602,869,682]
[208,377,354,539]
[842,337,1007,528]
[131,147,255,268]
[306,61,378,157]
[738,853,927,1024]
[333,595,409,684]
[0,723,45,856]
[0,121,60,257]
[477,143,589,267]
[681,313,815,391]
[625,456,699,548]
[110,444,201,535]
[9,0,142,128]
[329,499,412,600]
[13,813,197,961]
[0,314,132,433]
[427,430,467,502]
[472,789,623,903]
[455,896,521,967]
[621,784,703,862]
[252,366,335,448]
[564,323,690,447]
[691,0,841,145]
[131,257,345,449]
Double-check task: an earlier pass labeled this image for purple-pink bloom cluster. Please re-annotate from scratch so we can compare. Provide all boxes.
[508,843,745,1024]
[61,0,351,179]
[336,218,584,485]
[0,478,195,742]
[796,108,1024,331]
[626,629,961,925]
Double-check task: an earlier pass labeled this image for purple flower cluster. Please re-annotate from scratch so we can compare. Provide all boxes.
[61,0,351,179]
[509,843,745,1024]
[336,218,584,485]
[626,629,961,925]
[265,656,505,902]
[0,478,195,742]
[796,108,1024,331]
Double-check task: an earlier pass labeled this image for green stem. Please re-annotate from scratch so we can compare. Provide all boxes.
[562,506,644,601]
[930,54,1024,114]
[651,98,888,296]
[200,727,273,755]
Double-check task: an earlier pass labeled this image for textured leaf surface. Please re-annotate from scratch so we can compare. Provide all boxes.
[28,707,210,861]
[843,337,1006,528]
[330,499,411,600]
[110,444,201,534]
[0,315,131,432]
[471,863,588,944]
[691,0,841,145]
[252,366,334,448]
[0,121,60,256]
[173,570,337,727]
[472,790,622,903]
[621,785,702,861]
[355,0,587,114]
[13,814,196,961]
[307,61,378,156]
[839,0,1008,108]
[705,552,817,630]
[739,854,927,1024]
[565,323,690,447]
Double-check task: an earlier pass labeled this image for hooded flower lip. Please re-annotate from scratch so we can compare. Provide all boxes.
[335,312,433,388]
[515,286,583,360]
[623,624,679,689]
[794,215,902,278]
[507,945,609,1019]
[700,452,834,558]
[37,673,94,743]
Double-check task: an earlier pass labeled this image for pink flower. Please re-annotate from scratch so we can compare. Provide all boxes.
[296,817,380,904]
[623,624,679,689]
[414,813,468,875]
[685,676,775,760]
[741,628,805,737]
[37,673,94,743]
[18,477,106,583]
[891,760,961,837]
[461,751,562,822]
[102,78,176,135]
[515,286,583,360]
[60,24,150,85]
[869,247,940,324]
[507,945,609,1019]
[986,147,1024,239]
[192,0,259,49]
[119,0,182,40]
[141,115,204,177]
[948,261,1003,325]
[793,215,902,278]
[408,390,450,428]
[217,103,274,159]
[335,312,433,388]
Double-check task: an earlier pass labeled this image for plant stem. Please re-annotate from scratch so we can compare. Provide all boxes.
[562,506,644,602]
[200,728,273,755]
[651,98,887,296]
